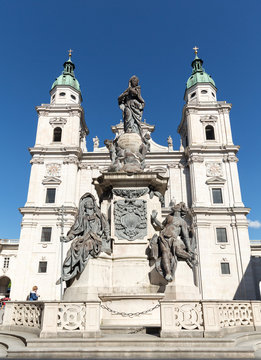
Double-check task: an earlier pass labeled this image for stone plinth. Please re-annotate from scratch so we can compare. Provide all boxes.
[64,172,200,302]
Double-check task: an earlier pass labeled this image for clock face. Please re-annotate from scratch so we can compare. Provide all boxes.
[206,162,222,177]
[46,163,61,177]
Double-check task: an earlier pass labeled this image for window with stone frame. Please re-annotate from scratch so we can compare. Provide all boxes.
[205,125,215,140]
[221,262,230,275]
[216,228,228,243]
[41,227,52,242]
[38,261,47,273]
[45,188,56,203]
[53,127,62,142]
[212,188,223,204]
[3,257,10,269]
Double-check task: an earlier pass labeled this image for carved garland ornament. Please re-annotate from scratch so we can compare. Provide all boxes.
[113,188,149,199]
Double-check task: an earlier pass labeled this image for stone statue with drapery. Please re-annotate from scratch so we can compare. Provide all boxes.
[57,193,111,285]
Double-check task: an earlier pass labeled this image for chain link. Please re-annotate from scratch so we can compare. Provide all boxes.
[100,302,160,318]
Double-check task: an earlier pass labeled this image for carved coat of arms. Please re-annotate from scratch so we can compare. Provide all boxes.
[114,199,147,241]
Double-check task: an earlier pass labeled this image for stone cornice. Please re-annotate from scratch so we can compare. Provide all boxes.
[190,207,250,215]
[29,146,82,157]
[186,101,232,112]
[81,151,184,162]
[93,172,169,199]
[185,144,240,156]
[19,206,78,216]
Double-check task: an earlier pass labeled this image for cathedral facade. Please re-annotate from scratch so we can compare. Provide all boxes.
[9,51,257,302]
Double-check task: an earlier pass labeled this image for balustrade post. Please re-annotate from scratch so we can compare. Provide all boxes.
[2,301,14,328]
[251,301,261,331]
[40,302,58,338]
[83,301,101,338]
[160,301,177,337]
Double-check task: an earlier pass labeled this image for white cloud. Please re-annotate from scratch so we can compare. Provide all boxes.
[248,220,261,229]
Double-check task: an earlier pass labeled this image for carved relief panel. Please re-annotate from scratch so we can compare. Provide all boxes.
[114,199,147,241]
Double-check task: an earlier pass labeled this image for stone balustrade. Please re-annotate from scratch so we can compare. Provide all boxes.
[2,300,261,338]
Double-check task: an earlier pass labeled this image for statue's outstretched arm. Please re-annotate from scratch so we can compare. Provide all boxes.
[151,210,164,231]
[118,89,128,105]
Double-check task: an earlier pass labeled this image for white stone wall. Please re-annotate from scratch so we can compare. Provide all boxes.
[10,80,255,302]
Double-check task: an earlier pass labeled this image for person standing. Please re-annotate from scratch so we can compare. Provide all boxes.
[29,286,40,301]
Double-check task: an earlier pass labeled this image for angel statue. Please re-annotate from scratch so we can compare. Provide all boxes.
[149,202,197,282]
[57,193,111,285]
[118,75,145,136]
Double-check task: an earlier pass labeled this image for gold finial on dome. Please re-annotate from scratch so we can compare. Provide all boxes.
[68,49,73,59]
[193,46,199,55]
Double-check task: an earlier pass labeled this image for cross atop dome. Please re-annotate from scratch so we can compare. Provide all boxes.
[68,49,73,60]
[193,46,199,55]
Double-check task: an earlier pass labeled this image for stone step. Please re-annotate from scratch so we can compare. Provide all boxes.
[100,325,160,335]
[7,346,254,359]
[26,334,237,349]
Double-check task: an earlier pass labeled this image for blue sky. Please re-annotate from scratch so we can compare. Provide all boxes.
[0,0,260,240]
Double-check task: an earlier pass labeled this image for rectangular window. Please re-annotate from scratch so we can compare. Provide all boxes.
[212,188,223,204]
[38,261,47,273]
[45,188,56,203]
[41,227,52,242]
[216,228,228,243]
[221,262,230,274]
[3,257,10,269]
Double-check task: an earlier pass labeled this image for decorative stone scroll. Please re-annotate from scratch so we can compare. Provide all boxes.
[223,154,239,163]
[12,303,43,328]
[30,157,44,165]
[200,115,218,125]
[49,117,67,128]
[63,156,79,165]
[218,303,253,328]
[57,304,85,331]
[112,188,149,199]
[114,199,147,240]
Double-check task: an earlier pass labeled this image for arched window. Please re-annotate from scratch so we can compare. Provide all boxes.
[53,127,62,142]
[205,125,215,140]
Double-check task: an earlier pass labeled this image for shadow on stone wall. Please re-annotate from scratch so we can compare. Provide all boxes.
[233,257,261,300]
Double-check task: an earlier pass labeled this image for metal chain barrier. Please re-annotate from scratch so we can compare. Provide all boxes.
[100,302,160,318]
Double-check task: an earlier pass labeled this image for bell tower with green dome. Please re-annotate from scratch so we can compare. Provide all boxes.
[185,46,217,104]
[50,50,82,105]
[11,52,89,301]
[177,47,255,299]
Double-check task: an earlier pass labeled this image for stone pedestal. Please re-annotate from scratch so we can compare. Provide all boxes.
[64,172,200,316]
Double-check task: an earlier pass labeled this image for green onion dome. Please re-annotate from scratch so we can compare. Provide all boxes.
[51,54,81,92]
[186,54,216,89]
